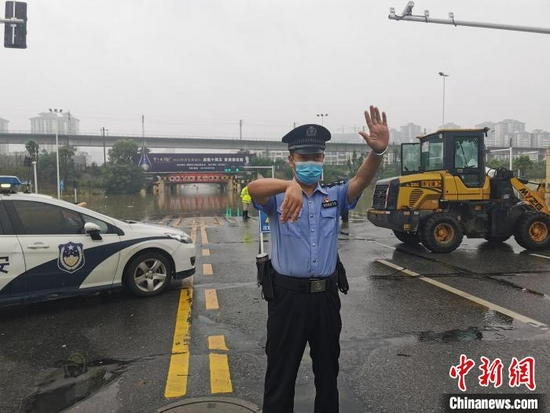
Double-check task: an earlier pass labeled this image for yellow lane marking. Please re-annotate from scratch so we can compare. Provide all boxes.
[190,220,198,243]
[205,289,219,310]
[377,259,547,328]
[200,217,209,244]
[164,286,193,398]
[202,249,210,257]
[208,335,228,351]
[160,215,173,225]
[203,263,213,275]
[174,217,182,227]
[209,353,233,394]
[530,253,550,260]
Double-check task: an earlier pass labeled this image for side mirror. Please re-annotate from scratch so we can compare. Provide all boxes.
[84,222,102,241]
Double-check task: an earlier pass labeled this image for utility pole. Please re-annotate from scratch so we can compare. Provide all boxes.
[49,108,62,199]
[101,127,107,165]
[439,72,449,127]
[67,111,71,146]
[239,119,244,140]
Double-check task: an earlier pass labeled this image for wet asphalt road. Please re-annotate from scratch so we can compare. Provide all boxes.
[1,211,549,413]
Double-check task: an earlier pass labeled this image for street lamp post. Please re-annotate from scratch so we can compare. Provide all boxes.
[32,160,38,193]
[101,127,107,165]
[49,108,62,198]
[438,72,449,127]
[316,114,328,125]
[239,119,244,140]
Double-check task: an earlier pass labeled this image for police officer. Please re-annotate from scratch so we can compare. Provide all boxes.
[248,105,389,413]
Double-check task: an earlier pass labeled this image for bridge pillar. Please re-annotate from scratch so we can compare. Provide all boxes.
[156,178,165,196]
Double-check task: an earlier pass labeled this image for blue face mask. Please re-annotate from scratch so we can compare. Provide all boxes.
[294,161,323,185]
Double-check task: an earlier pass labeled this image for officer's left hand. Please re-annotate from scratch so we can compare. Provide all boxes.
[280,181,303,223]
[358,105,389,154]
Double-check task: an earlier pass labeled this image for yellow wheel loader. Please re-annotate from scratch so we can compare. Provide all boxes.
[367,128,550,253]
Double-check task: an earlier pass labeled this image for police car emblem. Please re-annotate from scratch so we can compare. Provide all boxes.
[306,126,317,137]
[58,242,85,273]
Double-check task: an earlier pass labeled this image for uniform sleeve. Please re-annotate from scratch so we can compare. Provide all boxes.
[252,195,276,214]
[339,180,360,212]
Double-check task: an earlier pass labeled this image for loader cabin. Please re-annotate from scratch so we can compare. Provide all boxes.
[401,128,489,188]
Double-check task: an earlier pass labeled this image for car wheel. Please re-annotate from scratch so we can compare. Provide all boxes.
[123,252,172,297]
[419,213,463,253]
[393,230,420,244]
[514,212,550,250]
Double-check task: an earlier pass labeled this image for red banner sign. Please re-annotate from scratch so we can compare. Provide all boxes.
[166,173,231,183]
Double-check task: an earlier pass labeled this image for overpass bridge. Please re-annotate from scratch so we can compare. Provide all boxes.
[0,131,366,154]
[2,131,546,162]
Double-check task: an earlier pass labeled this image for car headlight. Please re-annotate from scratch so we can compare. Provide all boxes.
[165,233,193,244]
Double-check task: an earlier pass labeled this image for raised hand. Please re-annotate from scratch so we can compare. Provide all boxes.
[358,105,389,154]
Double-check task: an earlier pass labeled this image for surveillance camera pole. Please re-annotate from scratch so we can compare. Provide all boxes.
[389,2,550,35]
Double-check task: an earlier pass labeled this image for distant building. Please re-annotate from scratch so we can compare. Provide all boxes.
[532,130,550,148]
[389,128,402,144]
[475,121,496,146]
[30,112,80,153]
[0,117,8,153]
[514,131,532,148]
[442,122,461,129]
[400,123,422,143]
[495,119,524,147]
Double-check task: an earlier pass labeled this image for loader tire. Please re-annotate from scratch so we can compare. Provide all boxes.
[514,212,550,250]
[419,213,463,253]
[393,230,420,245]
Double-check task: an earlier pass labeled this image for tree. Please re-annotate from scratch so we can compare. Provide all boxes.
[513,155,533,178]
[103,164,146,194]
[347,150,364,177]
[58,146,76,185]
[486,158,509,170]
[25,140,39,161]
[109,140,140,165]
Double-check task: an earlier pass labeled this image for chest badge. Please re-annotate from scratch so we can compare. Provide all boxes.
[58,242,85,274]
[322,198,338,208]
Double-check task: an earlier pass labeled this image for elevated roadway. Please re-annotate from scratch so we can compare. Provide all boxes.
[0,131,366,153]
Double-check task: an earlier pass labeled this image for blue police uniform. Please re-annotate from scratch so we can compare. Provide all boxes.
[254,123,359,413]
[255,181,357,277]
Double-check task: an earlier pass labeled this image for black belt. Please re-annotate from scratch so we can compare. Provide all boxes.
[271,271,338,293]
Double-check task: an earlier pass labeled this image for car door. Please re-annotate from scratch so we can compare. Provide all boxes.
[4,199,121,298]
[0,199,26,302]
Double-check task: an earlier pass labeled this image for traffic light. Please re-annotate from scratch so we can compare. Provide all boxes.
[223,166,240,173]
[23,156,32,167]
[4,1,27,49]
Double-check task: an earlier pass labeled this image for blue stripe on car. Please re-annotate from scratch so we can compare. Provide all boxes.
[0,236,169,297]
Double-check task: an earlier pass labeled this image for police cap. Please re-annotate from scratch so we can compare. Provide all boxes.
[282,124,331,154]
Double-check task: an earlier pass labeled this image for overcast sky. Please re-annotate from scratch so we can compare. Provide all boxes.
[1,0,549,141]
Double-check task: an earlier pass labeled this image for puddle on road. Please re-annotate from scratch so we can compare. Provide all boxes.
[418,326,483,343]
[22,355,128,413]
[416,323,549,343]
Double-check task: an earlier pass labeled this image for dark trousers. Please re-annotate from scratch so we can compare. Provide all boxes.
[262,283,342,413]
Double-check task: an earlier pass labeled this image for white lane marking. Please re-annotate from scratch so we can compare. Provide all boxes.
[377,259,547,329]
[530,253,550,260]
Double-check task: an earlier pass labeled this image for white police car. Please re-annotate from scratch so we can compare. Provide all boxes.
[0,188,196,306]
